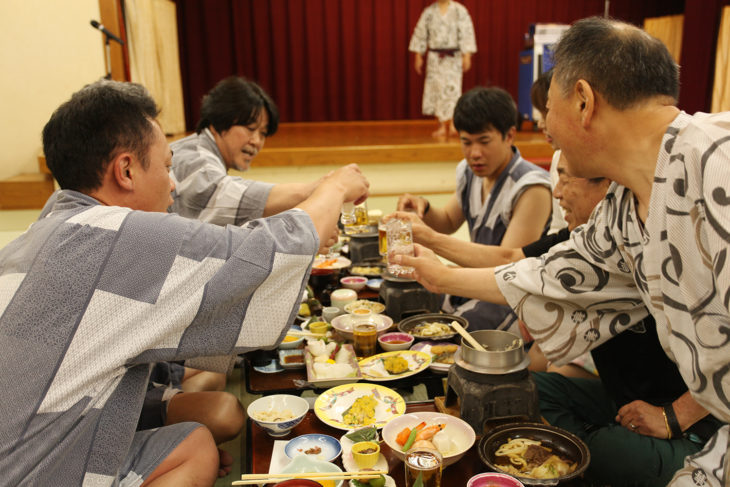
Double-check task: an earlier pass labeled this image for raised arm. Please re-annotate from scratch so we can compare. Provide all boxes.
[499,185,553,248]
[396,244,508,305]
[262,179,321,217]
[387,210,524,268]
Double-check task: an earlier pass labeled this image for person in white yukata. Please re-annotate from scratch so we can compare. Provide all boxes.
[409,0,476,138]
[395,17,730,487]
[0,80,369,486]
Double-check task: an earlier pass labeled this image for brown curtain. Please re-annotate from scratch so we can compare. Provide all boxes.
[644,14,683,63]
[174,0,684,128]
[711,6,730,112]
[126,0,186,133]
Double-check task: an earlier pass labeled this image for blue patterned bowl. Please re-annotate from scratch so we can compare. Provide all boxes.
[247,394,309,437]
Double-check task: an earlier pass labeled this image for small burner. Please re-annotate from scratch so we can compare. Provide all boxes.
[379,275,440,321]
[446,348,540,435]
[348,234,379,263]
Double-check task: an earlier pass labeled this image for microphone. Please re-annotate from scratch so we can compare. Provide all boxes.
[90,20,124,45]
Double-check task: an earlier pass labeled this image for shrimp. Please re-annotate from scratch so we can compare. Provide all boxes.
[415,423,445,442]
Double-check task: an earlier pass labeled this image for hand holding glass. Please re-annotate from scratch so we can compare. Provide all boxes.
[386,219,415,276]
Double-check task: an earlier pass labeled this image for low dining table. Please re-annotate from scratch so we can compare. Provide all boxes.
[245,400,486,486]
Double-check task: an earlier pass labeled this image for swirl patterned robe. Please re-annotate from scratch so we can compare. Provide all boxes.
[408,1,476,122]
[495,111,730,486]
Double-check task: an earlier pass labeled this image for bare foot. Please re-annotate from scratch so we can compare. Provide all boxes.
[431,126,447,139]
[218,448,233,477]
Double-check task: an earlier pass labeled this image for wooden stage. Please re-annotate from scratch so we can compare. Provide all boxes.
[198,119,553,167]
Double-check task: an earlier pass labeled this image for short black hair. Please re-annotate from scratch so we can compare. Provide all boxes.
[530,69,552,115]
[42,80,159,192]
[553,17,679,109]
[195,76,279,136]
[453,86,518,138]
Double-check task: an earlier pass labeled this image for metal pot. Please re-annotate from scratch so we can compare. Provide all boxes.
[459,330,524,369]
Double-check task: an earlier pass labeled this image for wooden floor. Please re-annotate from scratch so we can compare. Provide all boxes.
[170,119,553,167]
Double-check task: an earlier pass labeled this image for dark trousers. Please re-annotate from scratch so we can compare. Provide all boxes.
[534,372,703,487]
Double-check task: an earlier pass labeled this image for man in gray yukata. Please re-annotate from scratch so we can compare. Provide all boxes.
[170,76,334,231]
[397,17,730,486]
[0,80,369,486]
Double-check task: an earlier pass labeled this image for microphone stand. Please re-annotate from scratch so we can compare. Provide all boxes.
[104,34,112,79]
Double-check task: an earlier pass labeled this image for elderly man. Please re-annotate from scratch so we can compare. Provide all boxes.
[397,17,730,486]
[0,80,368,486]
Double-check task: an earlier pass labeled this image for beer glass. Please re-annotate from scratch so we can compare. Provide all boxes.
[404,447,442,487]
[386,219,414,276]
[353,322,377,358]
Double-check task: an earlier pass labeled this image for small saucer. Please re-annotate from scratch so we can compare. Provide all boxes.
[253,358,285,374]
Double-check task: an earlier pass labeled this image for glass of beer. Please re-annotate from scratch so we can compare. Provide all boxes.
[344,201,369,235]
[386,219,415,276]
[404,447,442,487]
[378,219,387,256]
[353,321,377,358]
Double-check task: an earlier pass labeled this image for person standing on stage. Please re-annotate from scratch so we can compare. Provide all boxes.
[409,0,476,138]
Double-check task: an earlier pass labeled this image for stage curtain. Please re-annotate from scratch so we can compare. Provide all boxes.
[174,0,684,128]
[711,7,730,112]
[644,15,683,63]
[126,0,186,133]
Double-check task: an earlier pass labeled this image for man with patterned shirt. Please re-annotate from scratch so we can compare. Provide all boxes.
[397,17,730,486]
[0,80,368,486]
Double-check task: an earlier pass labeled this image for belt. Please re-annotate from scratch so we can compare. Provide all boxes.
[430,48,459,59]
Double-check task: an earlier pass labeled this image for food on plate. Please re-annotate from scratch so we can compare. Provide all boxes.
[282,335,300,343]
[298,302,310,317]
[494,437,577,479]
[251,409,295,422]
[383,355,409,374]
[411,321,454,337]
[302,446,322,455]
[342,395,377,426]
[350,266,382,276]
[395,422,446,452]
[307,339,357,379]
[283,354,304,364]
[345,426,378,443]
[430,344,458,364]
[351,475,386,487]
[314,258,339,269]
[345,300,385,313]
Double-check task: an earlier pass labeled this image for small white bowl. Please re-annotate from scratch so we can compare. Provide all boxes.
[331,288,358,311]
[378,332,414,352]
[247,394,309,437]
[331,313,393,341]
[340,276,368,292]
[278,327,305,350]
[381,411,475,468]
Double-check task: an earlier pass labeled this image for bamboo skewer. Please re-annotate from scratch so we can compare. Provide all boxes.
[232,469,388,485]
[449,320,487,352]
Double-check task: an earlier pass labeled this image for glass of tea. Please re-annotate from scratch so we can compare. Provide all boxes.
[353,321,377,358]
[386,219,415,276]
[404,447,442,487]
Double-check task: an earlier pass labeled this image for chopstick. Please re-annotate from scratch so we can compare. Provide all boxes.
[287,330,327,338]
[233,470,388,485]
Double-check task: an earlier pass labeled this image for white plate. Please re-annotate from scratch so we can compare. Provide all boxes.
[313,255,352,270]
[357,350,431,381]
[279,349,306,369]
[410,341,458,373]
[340,431,388,474]
[314,383,406,430]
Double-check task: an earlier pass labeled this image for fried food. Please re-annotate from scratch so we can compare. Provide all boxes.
[383,355,409,374]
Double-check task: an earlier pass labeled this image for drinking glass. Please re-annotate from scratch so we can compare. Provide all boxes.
[344,201,369,235]
[404,447,442,487]
[378,219,387,256]
[340,202,356,226]
[353,321,377,358]
[386,219,415,276]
